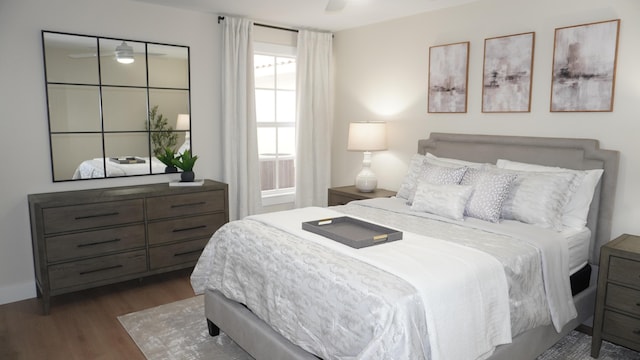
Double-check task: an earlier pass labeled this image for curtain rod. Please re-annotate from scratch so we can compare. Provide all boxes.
[217,16,299,33]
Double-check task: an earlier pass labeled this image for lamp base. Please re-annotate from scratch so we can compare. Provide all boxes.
[355,167,377,193]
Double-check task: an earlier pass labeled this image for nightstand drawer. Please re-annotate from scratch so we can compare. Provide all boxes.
[603,310,640,345]
[42,199,144,234]
[609,256,640,288]
[328,193,358,206]
[606,283,640,316]
[45,224,145,263]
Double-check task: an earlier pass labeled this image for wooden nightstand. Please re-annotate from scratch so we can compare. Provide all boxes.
[328,185,396,206]
[592,233,640,357]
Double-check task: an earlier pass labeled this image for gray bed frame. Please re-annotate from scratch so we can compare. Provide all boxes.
[204,133,620,360]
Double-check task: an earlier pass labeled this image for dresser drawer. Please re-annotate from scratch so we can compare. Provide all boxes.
[149,237,209,270]
[48,250,147,290]
[148,213,226,245]
[45,224,145,263]
[603,310,640,345]
[606,283,640,317]
[609,256,640,288]
[146,191,225,220]
[42,199,144,234]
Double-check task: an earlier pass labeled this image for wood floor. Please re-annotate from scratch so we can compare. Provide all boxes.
[0,268,196,360]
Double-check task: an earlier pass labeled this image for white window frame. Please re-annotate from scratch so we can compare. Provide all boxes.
[254,43,297,206]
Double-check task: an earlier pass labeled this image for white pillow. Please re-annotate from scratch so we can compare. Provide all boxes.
[407,163,468,204]
[499,170,576,231]
[496,159,604,229]
[426,152,486,169]
[463,170,518,223]
[397,154,426,200]
[411,181,473,221]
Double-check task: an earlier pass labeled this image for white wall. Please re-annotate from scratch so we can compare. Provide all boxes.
[332,0,640,241]
[0,0,222,304]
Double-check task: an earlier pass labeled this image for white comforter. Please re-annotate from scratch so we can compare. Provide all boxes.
[191,198,576,360]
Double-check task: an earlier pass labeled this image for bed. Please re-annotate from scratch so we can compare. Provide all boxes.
[190,133,619,360]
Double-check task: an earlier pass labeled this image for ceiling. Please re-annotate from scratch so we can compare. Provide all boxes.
[132,0,482,32]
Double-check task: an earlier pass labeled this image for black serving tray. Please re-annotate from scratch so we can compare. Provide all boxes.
[302,216,402,249]
[110,157,146,164]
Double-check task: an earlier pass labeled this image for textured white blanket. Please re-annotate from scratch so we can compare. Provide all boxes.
[247,206,512,360]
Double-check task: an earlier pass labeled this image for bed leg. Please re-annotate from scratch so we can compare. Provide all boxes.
[207,319,220,337]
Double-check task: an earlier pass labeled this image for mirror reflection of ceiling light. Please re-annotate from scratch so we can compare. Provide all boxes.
[115,41,134,64]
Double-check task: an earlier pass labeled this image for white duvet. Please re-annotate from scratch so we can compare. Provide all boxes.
[191,198,576,360]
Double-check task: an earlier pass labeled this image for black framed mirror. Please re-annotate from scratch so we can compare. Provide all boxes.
[42,31,191,181]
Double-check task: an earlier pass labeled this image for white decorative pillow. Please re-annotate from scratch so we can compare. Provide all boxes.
[500,170,576,231]
[426,152,486,169]
[407,163,467,204]
[464,170,518,223]
[496,159,604,229]
[397,154,426,200]
[411,181,473,221]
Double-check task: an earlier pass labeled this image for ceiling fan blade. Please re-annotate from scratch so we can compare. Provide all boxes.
[325,0,347,12]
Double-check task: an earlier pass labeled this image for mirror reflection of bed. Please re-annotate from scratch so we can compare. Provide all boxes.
[191,133,620,360]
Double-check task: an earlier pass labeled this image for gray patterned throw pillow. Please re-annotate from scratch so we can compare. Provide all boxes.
[407,163,467,204]
[464,170,518,223]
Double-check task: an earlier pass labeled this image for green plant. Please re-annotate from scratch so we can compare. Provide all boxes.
[156,147,177,167]
[147,105,177,157]
[172,149,198,172]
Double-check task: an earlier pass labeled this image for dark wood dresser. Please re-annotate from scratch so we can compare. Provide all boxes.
[28,180,228,314]
[592,233,640,357]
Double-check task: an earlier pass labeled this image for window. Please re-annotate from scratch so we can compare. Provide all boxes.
[254,44,296,204]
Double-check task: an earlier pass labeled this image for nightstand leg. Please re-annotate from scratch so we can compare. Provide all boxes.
[591,337,602,358]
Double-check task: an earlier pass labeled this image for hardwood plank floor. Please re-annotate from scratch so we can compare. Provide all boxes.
[0,268,196,360]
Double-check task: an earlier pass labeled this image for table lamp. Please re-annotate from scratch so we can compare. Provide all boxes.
[347,122,387,192]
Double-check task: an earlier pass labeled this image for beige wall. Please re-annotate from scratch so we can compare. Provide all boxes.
[332,0,640,240]
[0,0,222,304]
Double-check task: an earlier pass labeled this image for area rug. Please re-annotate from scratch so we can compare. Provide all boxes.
[119,296,639,360]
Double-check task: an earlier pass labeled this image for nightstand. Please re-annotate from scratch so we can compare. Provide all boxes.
[592,233,640,357]
[328,185,396,206]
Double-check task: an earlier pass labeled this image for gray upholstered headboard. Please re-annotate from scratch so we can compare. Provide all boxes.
[417,133,619,265]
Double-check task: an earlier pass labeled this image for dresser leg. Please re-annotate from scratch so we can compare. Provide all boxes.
[591,337,602,358]
[41,295,51,315]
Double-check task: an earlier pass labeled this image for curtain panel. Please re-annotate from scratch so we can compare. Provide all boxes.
[221,17,262,220]
[295,30,334,208]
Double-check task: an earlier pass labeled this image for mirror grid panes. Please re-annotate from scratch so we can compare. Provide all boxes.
[42,31,191,181]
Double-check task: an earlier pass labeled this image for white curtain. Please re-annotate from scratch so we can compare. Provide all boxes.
[295,30,333,208]
[221,17,262,220]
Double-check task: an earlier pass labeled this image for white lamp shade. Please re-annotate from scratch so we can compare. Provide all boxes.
[347,122,387,151]
[176,114,190,130]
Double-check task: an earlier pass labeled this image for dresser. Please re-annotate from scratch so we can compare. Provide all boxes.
[328,185,396,206]
[28,180,228,314]
[592,233,640,357]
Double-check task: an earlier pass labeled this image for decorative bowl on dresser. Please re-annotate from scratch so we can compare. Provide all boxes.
[592,233,640,357]
[28,179,228,314]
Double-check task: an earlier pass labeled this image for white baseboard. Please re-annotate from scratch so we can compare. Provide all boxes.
[0,281,36,306]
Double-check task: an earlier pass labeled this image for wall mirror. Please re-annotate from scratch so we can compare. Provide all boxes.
[42,31,191,181]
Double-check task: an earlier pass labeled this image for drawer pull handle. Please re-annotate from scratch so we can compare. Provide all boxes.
[174,248,204,257]
[633,329,640,335]
[78,238,121,248]
[171,201,206,209]
[79,264,123,275]
[75,211,119,220]
[173,225,207,233]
